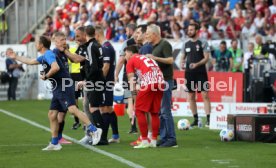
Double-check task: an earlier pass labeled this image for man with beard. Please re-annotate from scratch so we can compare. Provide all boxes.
[180,23,211,127]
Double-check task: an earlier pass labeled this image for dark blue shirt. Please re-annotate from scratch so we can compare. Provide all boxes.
[139,43,153,55]
[102,41,115,82]
[6,58,16,73]
[37,50,71,92]
[53,48,69,73]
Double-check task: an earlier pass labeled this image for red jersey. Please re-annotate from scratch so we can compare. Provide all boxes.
[126,54,165,88]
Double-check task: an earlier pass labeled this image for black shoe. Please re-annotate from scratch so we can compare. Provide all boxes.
[128,128,138,134]
[190,120,198,127]
[72,122,81,130]
[97,140,109,145]
[157,140,165,147]
[205,121,210,127]
[159,141,178,148]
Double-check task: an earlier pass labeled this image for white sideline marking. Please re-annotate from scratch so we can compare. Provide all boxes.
[0,109,144,168]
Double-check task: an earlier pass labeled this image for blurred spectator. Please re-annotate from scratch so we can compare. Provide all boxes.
[231,3,245,18]
[88,0,100,15]
[266,26,276,40]
[254,11,265,31]
[244,42,255,69]
[269,0,276,15]
[216,14,228,32]
[199,23,212,40]
[202,1,213,23]
[192,2,201,22]
[102,20,114,40]
[163,1,174,16]
[229,39,243,72]
[158,11,171,38]
[142,0,157,20]
[130,0,142,20]
[95,3,105,23]
[174,0,184,17]
[6,53,23,100]
[113,26,127,42]
[255,0,268,14]
[79,4,89,15]
[64,25,75,41]
[241,20,257,38]
[170,21,184,40]
[147,12,158,25]
[183,10,194,29]
[246,9,256,24]
[54,7,64,31]
[225,19,241,39]
[74,13,92,28]
[70,6,80,24]
[212,41,233,72]
[136,12,148,25]
[213,1,225,20]
[254,34,268,58]
[234,9,246,28]
[126,23,137,39]
[244,0,254,12]
[116,0,125,15]
[103,5,119,22]
[175,12,184,29]
[103,0,115,11]
[65,0,80,13]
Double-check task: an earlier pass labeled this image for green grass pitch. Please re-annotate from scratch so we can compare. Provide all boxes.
[0,100,275,168]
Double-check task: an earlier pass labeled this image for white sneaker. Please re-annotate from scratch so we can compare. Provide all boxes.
[79,135,92,145]
[108,138,120,143]
[149,140,157,148]
[90,128,102,145]
[134,141,150,149]
[42,143,62,151]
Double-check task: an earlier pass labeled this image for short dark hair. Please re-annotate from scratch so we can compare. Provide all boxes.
[220,40,227,46]
[124,45,139,54]
[137,24,147,33]
[85,25,95,37]
[76,26,86,33]
[188,23,200,30]
[39,36,51,49]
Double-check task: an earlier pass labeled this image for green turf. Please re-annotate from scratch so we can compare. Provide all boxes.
[0,100,275,168]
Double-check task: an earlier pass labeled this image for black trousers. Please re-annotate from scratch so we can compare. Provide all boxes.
[8,77,18,100]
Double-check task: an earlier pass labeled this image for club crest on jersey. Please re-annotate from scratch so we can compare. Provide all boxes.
[196,44,200,51]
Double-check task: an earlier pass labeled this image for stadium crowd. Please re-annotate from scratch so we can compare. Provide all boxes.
[41,0,276,73]
[43,0,276,41]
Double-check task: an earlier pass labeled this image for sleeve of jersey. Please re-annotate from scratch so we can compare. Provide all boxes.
[103,48,111,63]
[44,51,57,65]
[126,59,135,74]
[203,41,211,53]
[36,56,43,64]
